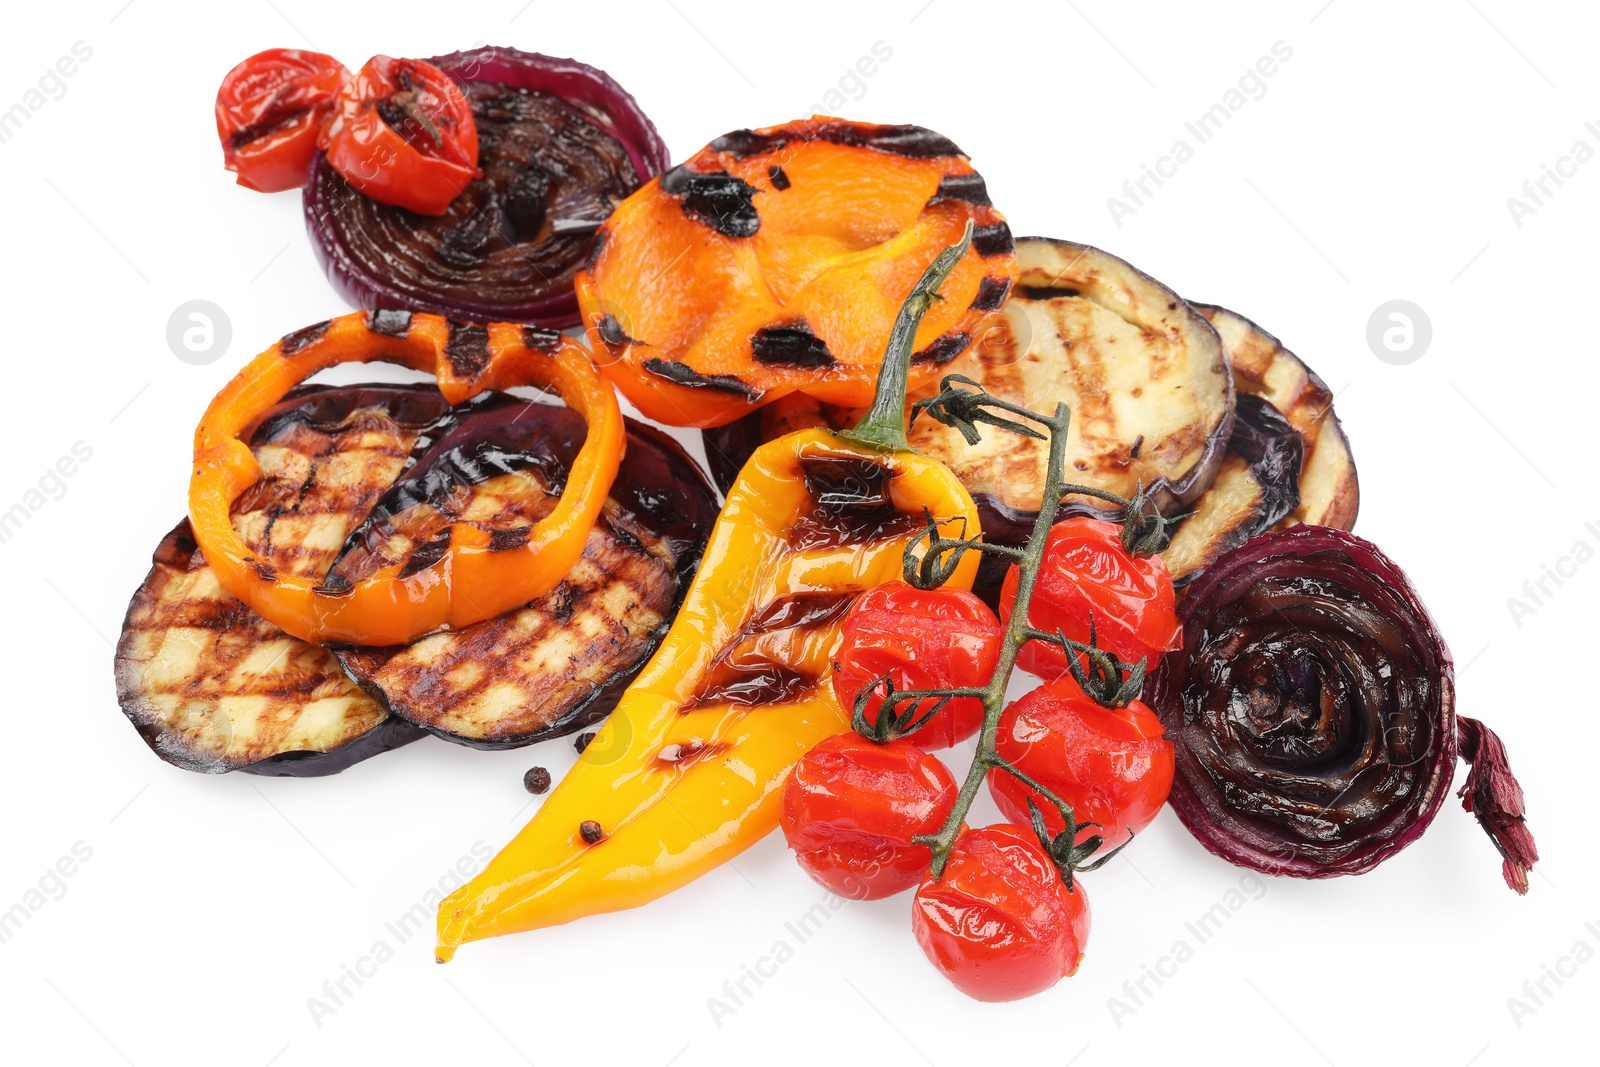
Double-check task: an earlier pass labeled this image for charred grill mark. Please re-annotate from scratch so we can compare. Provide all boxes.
[596,312,641,348]
[280,321,330,356]
[249,559,278,583]
[790,453,926,551]
[445,321,491,377]
[710,122,963,160]
[365,309,413,337]
[971,223,1015,258]
[1018,284,1082,300]
[913,331,972,366]
[684,591,856,712]
[521,326,562,354]
[488,526,532,552]
[747,591,858,631]
[659,166,761,238]
[642,358,763,400]
[399,528,451,579]
[767,164,791,190]
[928,172,990,206]
[689,662,815,708]
[969,276,1012,311]
[750,324,836,368]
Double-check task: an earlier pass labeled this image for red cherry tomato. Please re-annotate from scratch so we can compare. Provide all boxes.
[912,824,1090,1001]
[987,673,1173,848]
[831,582,1003,749]
[320,55,480,215]
[780,733,958,900]
[1001,517,1179,681]
[215,49,349,193]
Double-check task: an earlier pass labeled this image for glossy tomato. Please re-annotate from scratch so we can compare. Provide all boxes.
[215,48,349,192]
[912,825,1090,1001]
[1001,517,1179,681]
[831,582,1002,748]
[321,56,479,215]
[988,673,1173,848]
[780,732,958,900]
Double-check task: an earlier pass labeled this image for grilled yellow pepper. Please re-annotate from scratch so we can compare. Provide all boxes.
[437,227,987,960]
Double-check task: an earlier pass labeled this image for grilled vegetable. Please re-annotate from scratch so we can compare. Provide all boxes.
[1160,394,1303,588]
[335,404,718,747]
[307,47,669,327]
[575,116,1015,428]
[1196,305,1357,530]
[116,521,420,776]
[436,229,984,959]
[188,310,623,646]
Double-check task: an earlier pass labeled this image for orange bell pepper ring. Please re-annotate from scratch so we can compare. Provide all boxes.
[187,309,624,646]
[575,116,1016,428]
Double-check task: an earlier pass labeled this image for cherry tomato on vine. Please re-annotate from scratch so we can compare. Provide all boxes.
[831,582,1003,748]
[780,732,958,900]
[215,48,350,192]
[912,824,1090,1001]
[988,673,1173,848]
[320,55,480,215]
[1000,517,1179,681]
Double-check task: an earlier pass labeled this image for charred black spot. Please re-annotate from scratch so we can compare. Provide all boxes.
[365,309,413,337]
[791,453,926,551]
[913,332,972,365]
[969,276,1012,311]
[659,166,760,238]
[711,122,963,160]
[747,592,857,632]
[751,324,835,368]
[929,171,990,206]
[642,358,762,400]
[690,661,815,708]
[583,228,607,272]
[399,528,451,579]
[445,321,491,377]
[314,573,354,596]
[1130,434,1144,460]
[488,526,532,552]
[249,559,278,583]
[972,223,1014,258]
[522,326,563,354]
[1019,285,1081,301]
[280,321,330,356]
[611,525,645,553]
[596,313,641,348]
[767,164,791,190]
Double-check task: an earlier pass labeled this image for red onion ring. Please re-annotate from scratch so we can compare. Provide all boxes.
[303,46,670,327]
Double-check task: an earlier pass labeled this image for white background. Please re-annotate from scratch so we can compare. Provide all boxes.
[1,1,1594,1064]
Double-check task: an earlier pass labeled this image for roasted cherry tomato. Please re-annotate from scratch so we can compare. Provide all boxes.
[912,824,1090,1001]
[320,55,480,215]
[215,48,349,192]
[1001,517,1179,681]
[831,582,1003,749]
[988,674,1173,848]
[780,732,958,900]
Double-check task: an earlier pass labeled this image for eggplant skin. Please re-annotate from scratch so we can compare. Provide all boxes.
[334,416,720,748]
[1195,305,1358,531]
[114,522,421,776]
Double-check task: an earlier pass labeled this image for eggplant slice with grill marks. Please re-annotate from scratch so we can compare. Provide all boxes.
[333,401,719,748]
[115,385,449,775]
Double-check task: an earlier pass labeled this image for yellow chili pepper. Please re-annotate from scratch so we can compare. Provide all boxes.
[437,227,988,960]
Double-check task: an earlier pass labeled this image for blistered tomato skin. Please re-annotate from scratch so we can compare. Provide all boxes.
[216,49,349,192]
[781,732,958,900]
[987,676,1173,848]
[912,825,1090,1001]
[1001,517,1180,680]
[831,582,1002,748]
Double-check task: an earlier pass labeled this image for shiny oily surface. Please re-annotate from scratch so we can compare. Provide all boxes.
[1146,526,1456,878]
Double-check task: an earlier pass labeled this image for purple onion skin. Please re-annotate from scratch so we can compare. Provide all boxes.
[303,46,670,328]
[1145,525,1457,880]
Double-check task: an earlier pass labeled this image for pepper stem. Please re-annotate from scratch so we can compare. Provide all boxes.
[840,221,974,452]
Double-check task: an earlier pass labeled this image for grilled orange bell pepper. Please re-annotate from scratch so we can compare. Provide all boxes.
[437,227,984,959]
[575,116,1015,428]
[188,310,623,646]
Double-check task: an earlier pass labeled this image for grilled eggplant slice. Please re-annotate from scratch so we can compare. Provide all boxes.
[115,521,420,775]
[334,402,718,748]
[1196,305,1358,531]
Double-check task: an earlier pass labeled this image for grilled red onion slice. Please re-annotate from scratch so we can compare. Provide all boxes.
[304,47,669,327]
[1146,526,1537,892]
